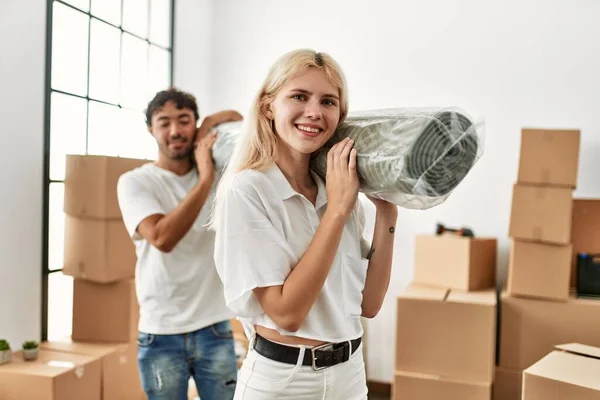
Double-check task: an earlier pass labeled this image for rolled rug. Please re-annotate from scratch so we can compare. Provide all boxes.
[211,107,484,210]
[311,107,484,209]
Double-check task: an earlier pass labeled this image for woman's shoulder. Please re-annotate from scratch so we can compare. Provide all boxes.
[228,167,278,201]
[231,168,268,190]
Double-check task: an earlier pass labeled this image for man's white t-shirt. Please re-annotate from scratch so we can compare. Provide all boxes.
[117,163,231,335]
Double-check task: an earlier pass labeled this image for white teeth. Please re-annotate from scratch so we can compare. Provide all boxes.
[297,125,321,133]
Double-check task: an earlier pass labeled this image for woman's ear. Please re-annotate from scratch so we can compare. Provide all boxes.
[264,105,273,120]
[261,98,274,120]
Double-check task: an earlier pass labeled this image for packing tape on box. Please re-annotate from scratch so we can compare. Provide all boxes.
[47,361,85,378]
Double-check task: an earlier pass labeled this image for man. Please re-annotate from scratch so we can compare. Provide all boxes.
[117,87,242,400]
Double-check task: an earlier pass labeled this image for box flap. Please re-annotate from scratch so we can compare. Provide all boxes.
[555,343,600,360]
[446,289,497,306]
[526,350,600,391]
[398,283,448,301]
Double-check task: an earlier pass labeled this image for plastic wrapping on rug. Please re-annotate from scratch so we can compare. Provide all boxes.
[211,107,485,210]
[212,121,243,171]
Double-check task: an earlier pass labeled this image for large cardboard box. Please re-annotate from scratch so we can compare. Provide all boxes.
[507,240,572,301]
[393,370,491,400]
[0,350,101,400]
[414,235,496,291]
[63,215,136,283]
[499,292,600,370]
[571,198,600,287]
[64,154,150,219]
[494,367,522,400]
[517,128,580,188]
[522,343,600,399]
[40,338,143,400]
[508,184,573,245]
[72,279,139,343]
[395,284,496,382]
[231,318,249,370]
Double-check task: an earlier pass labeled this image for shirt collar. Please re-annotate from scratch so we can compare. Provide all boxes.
[264,163,328,210]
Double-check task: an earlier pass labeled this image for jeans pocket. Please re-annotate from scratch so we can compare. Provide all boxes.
[210,320,234,339]
[137,332,155,347]
[341,254,369,318]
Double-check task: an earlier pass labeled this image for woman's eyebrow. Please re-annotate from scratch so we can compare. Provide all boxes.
[289,88,339,100]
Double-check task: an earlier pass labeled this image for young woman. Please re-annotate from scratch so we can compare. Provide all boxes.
[212,49,398,399]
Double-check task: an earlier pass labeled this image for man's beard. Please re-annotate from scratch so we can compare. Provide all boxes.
[159,142,192,160]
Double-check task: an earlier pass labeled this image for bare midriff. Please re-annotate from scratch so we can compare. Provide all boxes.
[255,325,329,347]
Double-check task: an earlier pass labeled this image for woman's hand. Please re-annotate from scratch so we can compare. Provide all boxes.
[325,138,360,219]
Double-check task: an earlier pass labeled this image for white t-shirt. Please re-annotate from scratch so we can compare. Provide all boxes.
[117,163,231,335]
[214,164,372,343]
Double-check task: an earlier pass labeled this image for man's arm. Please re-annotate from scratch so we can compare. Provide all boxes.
[135,178,214,253]
[196,110,243,138]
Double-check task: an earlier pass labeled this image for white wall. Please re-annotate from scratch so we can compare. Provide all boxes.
[0,1,46,347]
[176,0,600,382]
[173,0,215,116]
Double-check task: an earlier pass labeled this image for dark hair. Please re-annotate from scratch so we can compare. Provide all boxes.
[144,87,200,126]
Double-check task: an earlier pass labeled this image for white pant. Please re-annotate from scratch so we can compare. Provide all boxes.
[234,339,368,399]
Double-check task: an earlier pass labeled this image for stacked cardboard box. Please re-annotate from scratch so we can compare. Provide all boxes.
[507,128,580,301]
[0,155,148,399]
[498,128,600,399]
[392,234,498,399]
[522,343,600,399]
[0,349,102,400]
[52,155,148,399]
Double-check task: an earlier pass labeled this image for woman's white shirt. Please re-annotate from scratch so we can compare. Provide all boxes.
[214,164,371,343]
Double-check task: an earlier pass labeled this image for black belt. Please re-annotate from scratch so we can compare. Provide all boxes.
[253,334,361,371]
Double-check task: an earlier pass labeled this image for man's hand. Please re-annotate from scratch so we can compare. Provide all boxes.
[194,129,217,184]
[210,110,243,123]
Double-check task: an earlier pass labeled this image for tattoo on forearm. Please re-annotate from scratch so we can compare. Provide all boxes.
[389,226,395,233]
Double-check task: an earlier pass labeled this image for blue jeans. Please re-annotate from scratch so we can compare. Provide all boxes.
[137,320,238,400]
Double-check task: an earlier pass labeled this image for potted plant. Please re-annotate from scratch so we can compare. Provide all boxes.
[22,340,39,361]
[0,339,11,365]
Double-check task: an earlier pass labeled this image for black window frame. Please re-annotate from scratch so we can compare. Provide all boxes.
[41,0,175,341]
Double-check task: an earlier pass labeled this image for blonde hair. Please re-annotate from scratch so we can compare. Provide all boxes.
[209,49,349,230]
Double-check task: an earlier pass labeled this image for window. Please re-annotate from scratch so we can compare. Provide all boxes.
[42,0,174,340]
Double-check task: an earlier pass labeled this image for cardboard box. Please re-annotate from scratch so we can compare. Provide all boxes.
[494,367,522,400]
[522,343,600,399]
[63,215,136,283]
[498,292,600,370]
[0,350,101,400]
[395,284,496,382]
[414,235,496,291]
[64,154,149,220]
[72,279,139,343]
[393,370,491,400]
[517,128,580,188]
[571,198,600,287]
[507,240,572,301]
[508,184,573,245]
[40,338,143,400]
[231,319,249,370]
